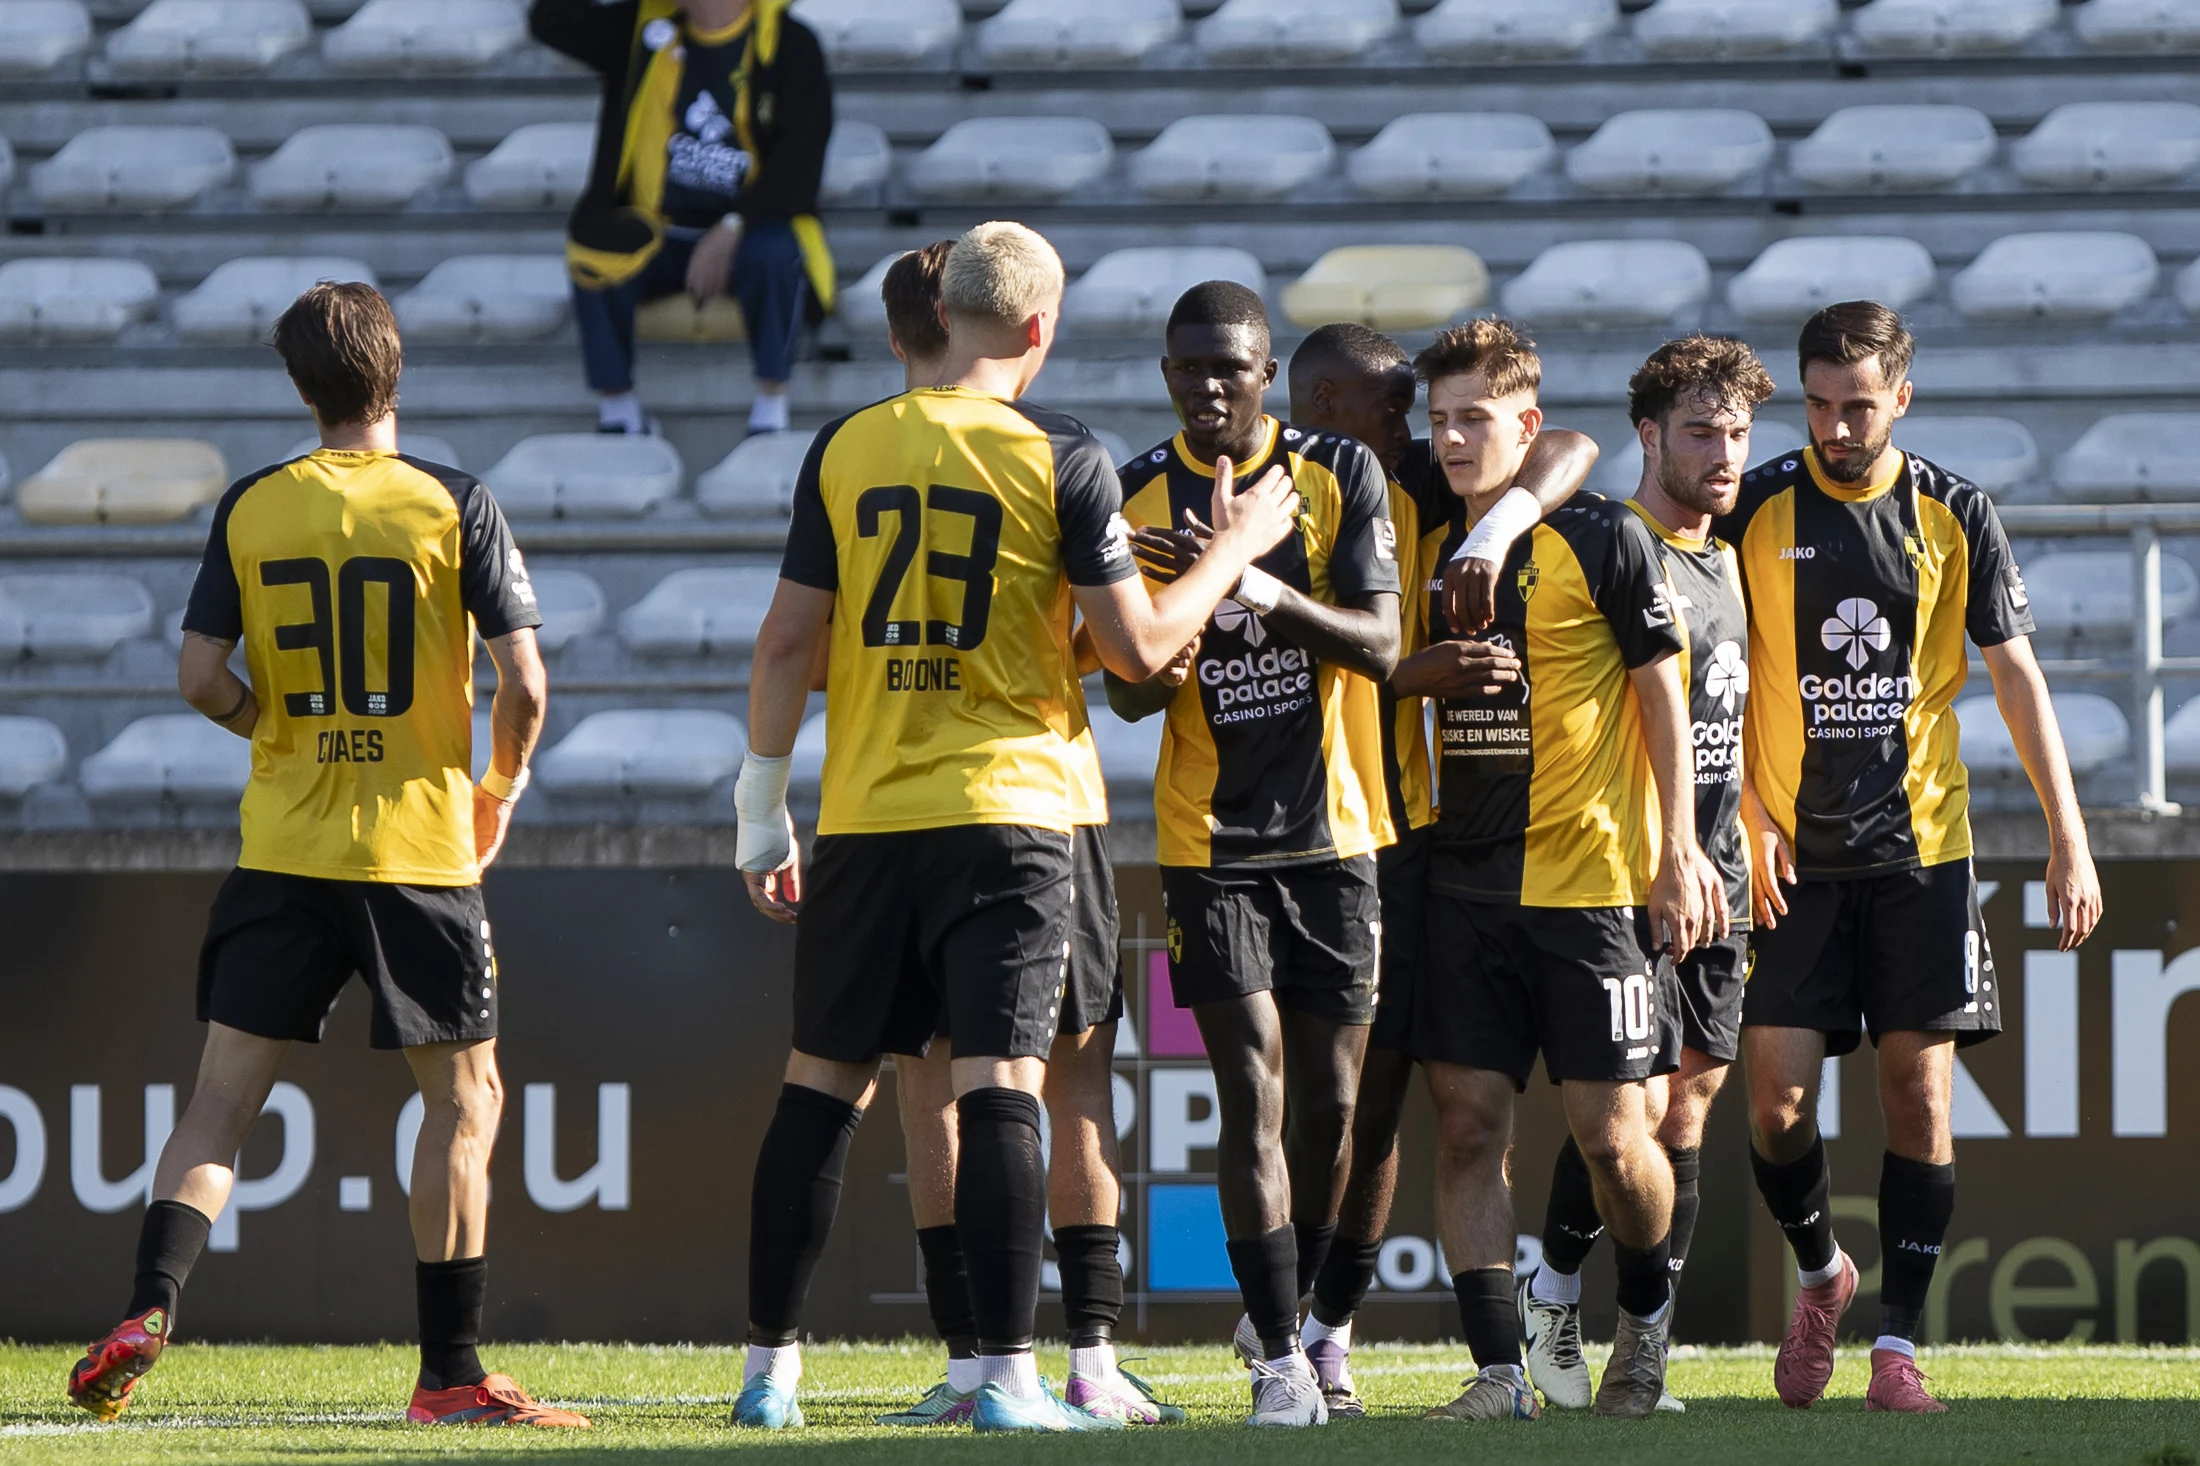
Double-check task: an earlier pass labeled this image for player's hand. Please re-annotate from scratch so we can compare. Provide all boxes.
[1742,784,1794,929]
[473,787,517,870]
[1130,523,1209,585]
[742,813,803,923]
[1157,634,1201,688]
[1206,456,1298,564]
[1650,842,1717,960]
[686,221,742,302]
[1443,555,1504,635]
[2043,838,2102,951]
[1395,640,1521,699]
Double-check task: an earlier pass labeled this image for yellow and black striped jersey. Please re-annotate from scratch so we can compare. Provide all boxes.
[1381,445,1450,835]
[1715,447,2034,878]
[1430,492,1684,908]
[781,387,1138,837]
[1628,500,1752,926]
[182,449,541,885]
[1119,417,1400,869]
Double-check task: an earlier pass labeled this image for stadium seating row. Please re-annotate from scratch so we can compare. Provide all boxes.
[10,104,2199,218]
[9,0,2197,78]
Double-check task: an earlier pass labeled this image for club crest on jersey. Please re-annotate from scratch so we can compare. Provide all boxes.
[1903,533,1924,568]
[1516,560,1538,602]
[1821,597,1892,670]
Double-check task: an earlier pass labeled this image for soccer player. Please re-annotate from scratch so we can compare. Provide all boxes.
[1283,323,1601,1416]
[64,284,578,1429]
[1518,336,1775,1413]
[730,222,1298,1434]
[1108,284,1400,1428]
[868,242,1183,1427]
[1721,302,2102,1414]
[1408,319,1724,1422]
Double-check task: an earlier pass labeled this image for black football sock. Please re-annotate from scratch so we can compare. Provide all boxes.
[1292,1220,1336,1302]
[955,1088,1047,1354]
[1877,1152,1956,1343]
[1051,1224,1123,1348]
[1451,1267,1521,1371]
[126,1199,213,1325]
[1226,1226,1301,1360]
[1665,1144,1703,1280]
[746,1083,863,1347]
[415,1257,489,1390]
[1613,1234,1674,1319]
[1750,1134,1837,1274]
[1540,1135,1604,1275]
[1310,1235,1383,1327]
[916,1225,977,1358]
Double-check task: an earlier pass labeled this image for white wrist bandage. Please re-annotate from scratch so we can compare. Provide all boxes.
[734,753,794,873]
[1453,485,1541,565]
[1233,565,1284,616]
[477,764,530,803]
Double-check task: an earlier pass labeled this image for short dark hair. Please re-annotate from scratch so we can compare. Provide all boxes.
[1412,317,1540,400]
[1288,323,1409,398]
[1797,300,1916,387]
[1165,279,1270,354]
[881,241,953,360]
[272,281,402,427]
[1628,334,1777,429]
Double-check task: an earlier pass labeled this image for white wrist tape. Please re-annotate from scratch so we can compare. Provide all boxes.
[1233,564,1284,616]
[477,764,530,803]
[1453,485,1541,565]
[734,753,794,873]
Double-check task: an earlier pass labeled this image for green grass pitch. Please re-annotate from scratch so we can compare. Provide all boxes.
[2,1340,2197,1465]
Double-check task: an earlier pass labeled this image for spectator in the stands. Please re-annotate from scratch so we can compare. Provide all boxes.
[530,0,834,438]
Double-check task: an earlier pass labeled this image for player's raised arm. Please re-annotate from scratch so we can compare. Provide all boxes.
[1444,427,1601,633]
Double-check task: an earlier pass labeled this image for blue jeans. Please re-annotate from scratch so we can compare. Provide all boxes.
[571,217,807,392]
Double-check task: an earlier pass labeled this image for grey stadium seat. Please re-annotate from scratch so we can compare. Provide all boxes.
[484,434,683,519]
[1634,0,1837,58]
[2163,695,2200,774]
[1897,418,2040,497]
[793,0,962,67]
[1131,115,1335,202]
[283,433,463,468]
[1196,0,1396,65]
[523,569,608,653]
[0,719,68,798]
[2075,0,2200,52]
[0,258,162,344]
[2019,550,2198,642]
[696,429,817,520]
[321,0,528,72]
[1725,236,1938,323]
[2010,102,2200,189]
[617,567,781,657]
[33,125,236,212]
[1850,0,2059,54]
[17,439,227,524]
[0,139,11,196]
[1416,0,1618,61]
[1788,105,1998,192]
[1502,240,1711,329]
[1064,246,1268,335]
[2178,257,2200,316]
[0,574,157,659]
[2053,414,2200,501]
[1564,109,1774,196]
[908,118,1114,204]
[81,715,252,806]
[249,124,454,211]
[1957,692,2128,778]
[976,0,1181,67]
[395,255,569,343]
[1949,232,2159,322]
[790,710,828,792]
[1347,113,1554,200]
[0,0,91,75]
[839,251,902,338]
[465,122,594,210]
[537,710,745,798]
[821,121,892,204]
[172,257,378,344]
[105,0,311,77]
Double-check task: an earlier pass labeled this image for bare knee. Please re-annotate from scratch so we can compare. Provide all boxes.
[1432,1090,1507,1174]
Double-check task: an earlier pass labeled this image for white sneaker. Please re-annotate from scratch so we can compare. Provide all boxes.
[1517,1270,1592,1410]
[1232,1313,1262,1368]
[1247,1354,1327,1428]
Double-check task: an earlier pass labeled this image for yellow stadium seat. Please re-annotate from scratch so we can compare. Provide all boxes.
[18,438,227,524]
[635,294,747,343]
[1281,245,1488,331]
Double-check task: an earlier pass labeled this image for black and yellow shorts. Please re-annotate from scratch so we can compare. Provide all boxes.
[1160,855,1380,1027]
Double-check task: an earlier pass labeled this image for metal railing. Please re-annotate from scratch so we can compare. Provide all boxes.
[1995,504,2200,813]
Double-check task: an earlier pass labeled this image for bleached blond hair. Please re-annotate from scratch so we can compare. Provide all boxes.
[942,221,1064,331]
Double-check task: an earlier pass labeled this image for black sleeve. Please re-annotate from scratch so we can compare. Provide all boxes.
[180,477,249,641]
[527,0,636,70]
[779,419,843,590]
[1957,486,2037,648]
[1054,432,1137,588]
[450,476,543,637]
[735,21,831,220]
[1324,438,1402,600]
[1597,509,1687,670]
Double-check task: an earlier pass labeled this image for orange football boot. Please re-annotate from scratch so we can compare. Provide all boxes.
[407,1373,591,1428]
[66,1308,169,1422]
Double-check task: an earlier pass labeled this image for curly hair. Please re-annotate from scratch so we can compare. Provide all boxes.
[1627,334,1776,429]
[1411,317,1540,400]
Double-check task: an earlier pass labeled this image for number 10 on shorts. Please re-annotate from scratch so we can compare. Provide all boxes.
[1601,970,1654,1043]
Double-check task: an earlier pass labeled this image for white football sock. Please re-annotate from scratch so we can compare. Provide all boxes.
[1301,1314,1351,1352]
[744,1343,800,1386]
[598,392,643,433]
[1798,1247,1847,1290]
[1874,1335,1918,1359]
[978,1351,1042,1398]
[1069,1343,1118,1381]
[1265,1348,1314,1379]
[1532,1265,1582,1305]
[946,1356,982,1393]
[748,391,791,433]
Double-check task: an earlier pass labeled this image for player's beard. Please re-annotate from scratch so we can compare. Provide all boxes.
[1810,425,1893,484]
[1656,432,1740,517]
